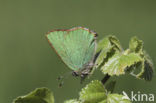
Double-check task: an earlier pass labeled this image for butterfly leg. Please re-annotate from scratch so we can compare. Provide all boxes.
[80,74,88,84]
[72,71,79,77]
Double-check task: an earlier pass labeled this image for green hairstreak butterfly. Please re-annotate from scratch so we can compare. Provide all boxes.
[46,27,98,80]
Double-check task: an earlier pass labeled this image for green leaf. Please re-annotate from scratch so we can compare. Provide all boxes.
[95,35,122,69]
[101,52,142,76]
[96,36,154,80]
[95,44,114,69]
[136,51,154,81]
[129,36,143,54]
[96,36,112,53]
[127,37,154,81]
[13,87,54,103]
[137,60,153,81]
[109,35,123,52]
[79,80,131,103]
[79,80,107,103]
[64,99,81,103]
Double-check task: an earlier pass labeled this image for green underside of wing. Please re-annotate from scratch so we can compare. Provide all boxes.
[46,28,96,71]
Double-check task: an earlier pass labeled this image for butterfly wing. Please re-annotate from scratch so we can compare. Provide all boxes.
[46,27,97,71]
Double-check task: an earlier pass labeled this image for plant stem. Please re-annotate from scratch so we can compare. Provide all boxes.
[101,74,110,85]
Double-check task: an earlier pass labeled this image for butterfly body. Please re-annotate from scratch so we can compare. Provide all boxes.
[46,27,97,78]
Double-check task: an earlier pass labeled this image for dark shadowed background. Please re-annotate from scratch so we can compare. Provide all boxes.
[0,0,156,103]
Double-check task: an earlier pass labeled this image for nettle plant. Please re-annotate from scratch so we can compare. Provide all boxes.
[13,27,154,103]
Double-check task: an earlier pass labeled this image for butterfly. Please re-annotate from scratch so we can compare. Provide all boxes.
[46,27,98,80]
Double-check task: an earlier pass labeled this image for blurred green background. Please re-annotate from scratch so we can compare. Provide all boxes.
[0,0,156,103]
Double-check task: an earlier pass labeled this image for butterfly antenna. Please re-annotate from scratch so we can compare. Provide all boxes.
[57,71,72,87]
[57,75,63,81]
[58,81,64,88]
